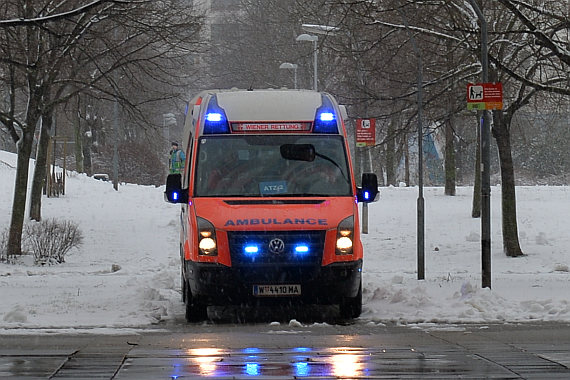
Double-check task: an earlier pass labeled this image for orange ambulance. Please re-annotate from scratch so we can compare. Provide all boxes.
[165,89,378,321]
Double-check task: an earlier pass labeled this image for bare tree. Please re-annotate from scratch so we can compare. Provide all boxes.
[292,0,568,258]
[0,0,203,256]
[484,0,568,256]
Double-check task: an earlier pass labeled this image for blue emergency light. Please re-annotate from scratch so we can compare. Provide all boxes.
[244,245,259,255]
[294,244,310,254]
[206,112,222,122]
[203,95,230,134]
[313,95,338,134]
[172,191,179,201]
[319,112,334,122]
[364,191,370,200]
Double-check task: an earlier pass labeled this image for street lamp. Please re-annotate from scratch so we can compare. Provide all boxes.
[279,62,298,89]
[301,24,340,35]
[296,33,318,91]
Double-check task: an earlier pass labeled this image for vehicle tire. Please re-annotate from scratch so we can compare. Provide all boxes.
[180,247,186,302]
[339,280,362,319]
[181,271,187,302]
[184,281,208,322]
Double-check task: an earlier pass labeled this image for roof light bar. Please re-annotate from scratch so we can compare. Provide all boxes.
[206,112,222,122]
[203,95,230,134]
[313,94,339,134]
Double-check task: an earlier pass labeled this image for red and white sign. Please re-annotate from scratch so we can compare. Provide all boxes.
[231,122,311,132]
[467,83,503,110]
[356,118,376,147]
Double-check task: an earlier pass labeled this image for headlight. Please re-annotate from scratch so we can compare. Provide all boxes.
[197,217,217,256]
[336,216,354,255]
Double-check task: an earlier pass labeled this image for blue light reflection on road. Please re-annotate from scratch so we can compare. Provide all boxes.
[174,346,369,378]
[294,361,310,377]
[245,362,260,376]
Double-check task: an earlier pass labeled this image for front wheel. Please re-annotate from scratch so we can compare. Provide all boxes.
[181,271,186,302]
[339,280,362,319]
[184,280,208,322]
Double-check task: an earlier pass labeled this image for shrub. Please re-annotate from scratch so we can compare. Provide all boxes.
[24,219,83,265]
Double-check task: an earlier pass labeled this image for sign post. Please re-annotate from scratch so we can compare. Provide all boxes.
[467,81,502,290]
[467,83,503,111]
[356,119,376,234]
[356,118,376,147]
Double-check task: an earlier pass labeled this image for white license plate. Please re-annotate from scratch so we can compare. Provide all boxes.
[253,284,301,297]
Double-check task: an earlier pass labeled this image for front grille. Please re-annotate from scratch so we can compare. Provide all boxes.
[228,230,325,266]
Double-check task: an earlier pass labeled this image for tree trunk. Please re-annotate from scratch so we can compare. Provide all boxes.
[74,98,84,173]
[29,112,53,221]
[385,118,396,186]
[472,113,481,218]
[444,37,456,196]
[82,133,93,176]
[444,117,456,195]
[7,129,35,256]
[492,110,524,257]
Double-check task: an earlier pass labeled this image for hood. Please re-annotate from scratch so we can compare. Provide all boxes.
[193,197,355,231]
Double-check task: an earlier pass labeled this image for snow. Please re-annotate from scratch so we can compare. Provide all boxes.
[0,150,569,333]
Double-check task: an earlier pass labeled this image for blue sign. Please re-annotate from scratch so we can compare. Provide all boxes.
[259,180,287,195]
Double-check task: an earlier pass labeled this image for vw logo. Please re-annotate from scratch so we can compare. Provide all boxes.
[268,238,285,254]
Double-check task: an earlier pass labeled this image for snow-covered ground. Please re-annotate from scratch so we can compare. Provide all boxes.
[0,150,568,333]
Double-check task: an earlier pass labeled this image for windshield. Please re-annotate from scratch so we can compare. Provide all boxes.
[194,135,352,197]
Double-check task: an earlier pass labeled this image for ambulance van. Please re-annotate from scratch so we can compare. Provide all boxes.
[164,89,378,321]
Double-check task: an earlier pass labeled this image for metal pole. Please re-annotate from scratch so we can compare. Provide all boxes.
[361,147,374,235]
[313,40,318,91]
[398,6,425,280]
[112,27,120,192]
[113,98,119,191]
[469,0,491,289]
[417,73,424,281]
[362,203,369,234]
[294,68,297,90]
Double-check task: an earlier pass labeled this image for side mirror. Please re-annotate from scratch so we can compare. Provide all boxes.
[164,173,188,204]
[280,144,316,162]
[356,172,379,203]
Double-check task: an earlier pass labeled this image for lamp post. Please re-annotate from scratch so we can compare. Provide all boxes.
[296,33,318,90]
[468,0,491,289]
[397,7,425,281]
[279,62,298,89]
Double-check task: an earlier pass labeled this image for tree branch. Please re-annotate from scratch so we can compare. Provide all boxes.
[0,0,139,27]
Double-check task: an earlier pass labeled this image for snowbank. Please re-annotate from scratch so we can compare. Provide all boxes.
[1,150,568,331]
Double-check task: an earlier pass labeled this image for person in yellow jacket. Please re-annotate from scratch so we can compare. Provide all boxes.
[169,142,186,174]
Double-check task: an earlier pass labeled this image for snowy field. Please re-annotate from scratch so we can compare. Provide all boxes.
[0,150,569,333]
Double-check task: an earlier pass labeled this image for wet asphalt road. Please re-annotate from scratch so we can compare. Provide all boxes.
[1,317,569,379]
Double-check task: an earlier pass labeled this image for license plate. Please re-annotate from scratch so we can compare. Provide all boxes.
[253,284,301,297]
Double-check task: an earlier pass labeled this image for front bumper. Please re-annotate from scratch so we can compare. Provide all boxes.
[185,259,362,305]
